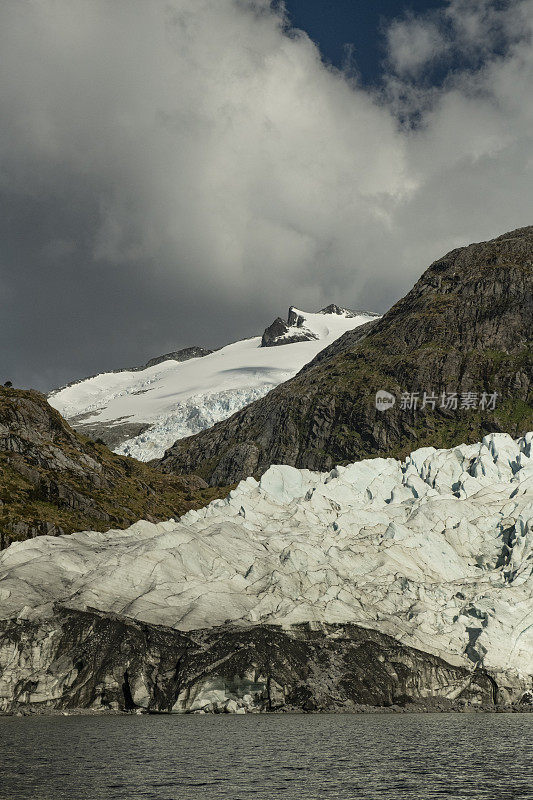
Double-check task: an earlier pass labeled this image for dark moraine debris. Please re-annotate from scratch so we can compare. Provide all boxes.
[0,608,511,714]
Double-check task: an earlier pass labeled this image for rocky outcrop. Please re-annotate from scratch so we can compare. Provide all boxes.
[261,308,319,347]
[0,608,510,714]
[318,304,378,318]
[0,388,225,548]
[260,305,375,347]
[158,227,533,485]
[65,419,150,450]
[142,347,213,369]
[261,317,298,346]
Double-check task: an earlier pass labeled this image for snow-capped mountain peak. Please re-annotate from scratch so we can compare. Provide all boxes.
[49,304,379,461]
[261,305,378,347]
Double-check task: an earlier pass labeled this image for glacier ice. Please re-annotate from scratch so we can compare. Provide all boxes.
[115,387,272,460]
[0,431,531,686]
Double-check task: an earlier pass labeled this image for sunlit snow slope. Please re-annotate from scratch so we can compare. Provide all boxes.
[1,432,532,686]
[49,307,376,460]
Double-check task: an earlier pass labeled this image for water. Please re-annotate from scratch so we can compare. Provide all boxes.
[1,713,532,800]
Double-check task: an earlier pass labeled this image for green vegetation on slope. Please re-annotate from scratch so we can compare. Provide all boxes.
[0,388,227,548]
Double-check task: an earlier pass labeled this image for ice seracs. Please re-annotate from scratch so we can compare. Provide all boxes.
[48,305,378,460]
[0,431,531,688]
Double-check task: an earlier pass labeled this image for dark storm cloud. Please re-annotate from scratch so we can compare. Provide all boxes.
[1,0,532,390]
[0,187,263,389]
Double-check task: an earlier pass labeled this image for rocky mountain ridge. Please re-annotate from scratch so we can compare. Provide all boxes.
[158,227,533,486]
[142,346,213,369]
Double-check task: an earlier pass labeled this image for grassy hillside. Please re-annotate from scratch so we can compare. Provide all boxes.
[0,388,227,548]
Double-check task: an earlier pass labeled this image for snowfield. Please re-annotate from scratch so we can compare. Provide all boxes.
[48,307,376,460]
[1,432,532,685]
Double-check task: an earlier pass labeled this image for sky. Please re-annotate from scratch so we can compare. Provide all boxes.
[285,1,448,76]
[1,0,533,391]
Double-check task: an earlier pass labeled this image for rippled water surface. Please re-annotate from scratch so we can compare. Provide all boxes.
[1,713,532,800]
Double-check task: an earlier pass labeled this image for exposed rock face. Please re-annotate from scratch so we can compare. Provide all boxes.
[261,317,291,346]
[261,308,319,347]
[260,316,315,347]
[0,609,503,714]
[318,304,378,318]
[319,303,348,316]
[0,388,225,548]
[158,227,533,485]
[261,305,377,347]
[287,306,309,327]
[65,419,150,450]
[142,347,213,369]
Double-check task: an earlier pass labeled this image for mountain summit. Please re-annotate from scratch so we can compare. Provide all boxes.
[158,226,533,485]
[260,305,377,347]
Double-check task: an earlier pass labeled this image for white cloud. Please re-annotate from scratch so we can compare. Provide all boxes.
[387,17,448,77]
[0,0,532,388]
[387,0,530,77]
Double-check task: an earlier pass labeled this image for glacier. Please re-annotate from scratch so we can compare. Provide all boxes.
[48,307,376,460]
[114,387,272,461]
[0,431,532,692]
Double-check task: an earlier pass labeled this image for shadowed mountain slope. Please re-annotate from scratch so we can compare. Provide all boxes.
[158,227,533,485]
